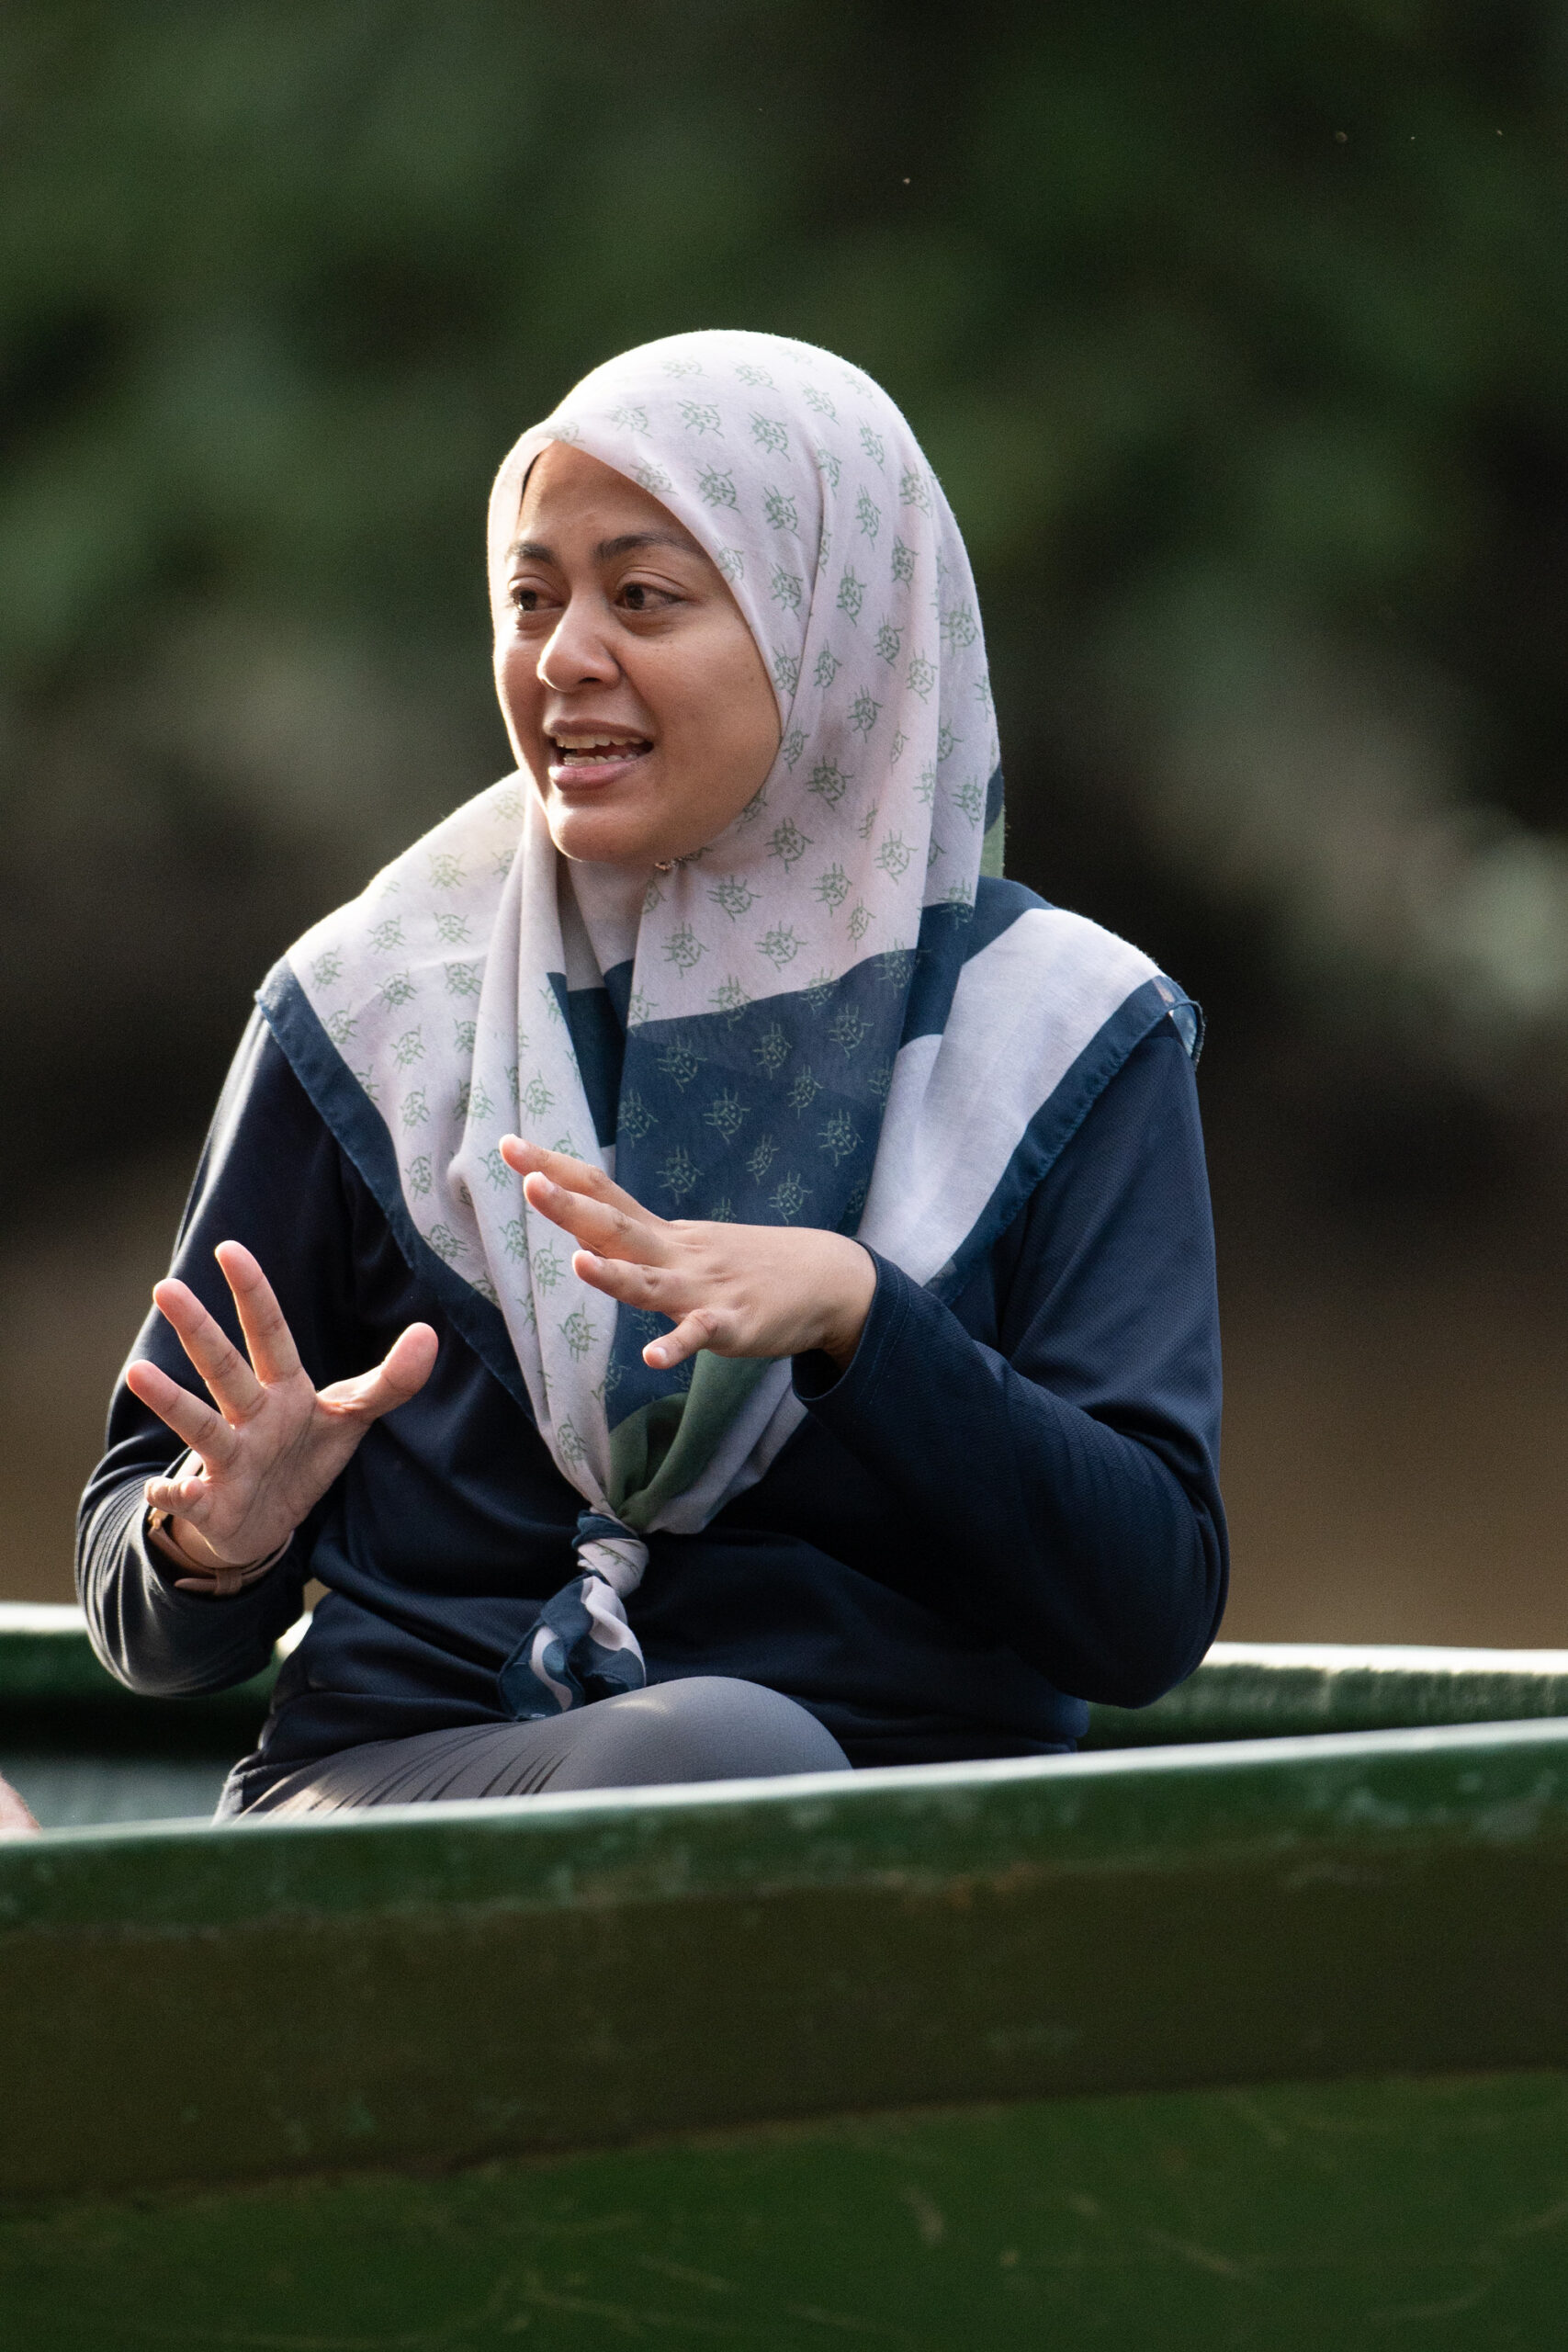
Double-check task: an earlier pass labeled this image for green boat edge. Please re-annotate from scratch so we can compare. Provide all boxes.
[8,1604,1568,2346]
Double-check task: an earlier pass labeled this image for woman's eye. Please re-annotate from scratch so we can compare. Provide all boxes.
[618,581,676,614]
[510,583,546,615]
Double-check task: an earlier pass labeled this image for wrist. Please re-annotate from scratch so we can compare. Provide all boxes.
[817,1240,877,1371]
[146,1510,292,1598]
[160,1512,224,1568]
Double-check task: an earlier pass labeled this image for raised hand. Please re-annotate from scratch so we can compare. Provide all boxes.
[125,1241,437,1570]
[501,1138,875,1372]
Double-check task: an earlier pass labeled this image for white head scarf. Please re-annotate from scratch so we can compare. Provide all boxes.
[266,330,1189,1714]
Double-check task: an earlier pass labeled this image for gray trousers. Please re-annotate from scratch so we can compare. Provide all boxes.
[232,1676,851,1816]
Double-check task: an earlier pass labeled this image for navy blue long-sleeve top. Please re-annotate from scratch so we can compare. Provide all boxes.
[78,1003,1226,1800]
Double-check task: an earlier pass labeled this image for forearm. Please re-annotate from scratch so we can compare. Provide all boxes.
[795,1255,1225,1706]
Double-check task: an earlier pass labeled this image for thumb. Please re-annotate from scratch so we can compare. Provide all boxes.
[337,1323,439,1421]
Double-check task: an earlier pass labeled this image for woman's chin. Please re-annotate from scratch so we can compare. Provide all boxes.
[546,794,671,870]
[536,763,767,870]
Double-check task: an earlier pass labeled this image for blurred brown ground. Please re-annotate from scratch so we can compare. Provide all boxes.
[5,1135,1564,1647]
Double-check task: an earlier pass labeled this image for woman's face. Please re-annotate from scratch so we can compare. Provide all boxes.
[495,442,782,868]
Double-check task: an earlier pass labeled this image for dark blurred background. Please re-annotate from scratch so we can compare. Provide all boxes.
[4,0,1567,1638]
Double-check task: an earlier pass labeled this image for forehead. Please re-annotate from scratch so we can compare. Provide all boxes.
[513,440,703,557]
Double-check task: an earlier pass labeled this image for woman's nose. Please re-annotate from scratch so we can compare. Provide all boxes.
[536,600,619,693]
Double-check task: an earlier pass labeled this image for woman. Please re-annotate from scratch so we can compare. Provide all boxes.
[78,330,1226,1815]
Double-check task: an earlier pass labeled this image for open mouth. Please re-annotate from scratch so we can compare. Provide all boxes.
[547,733,654,776]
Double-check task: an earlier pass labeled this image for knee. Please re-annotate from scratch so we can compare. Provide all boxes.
[626,1676,849,1783]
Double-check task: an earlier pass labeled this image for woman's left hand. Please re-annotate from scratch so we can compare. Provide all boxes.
[500,1139,876,1372]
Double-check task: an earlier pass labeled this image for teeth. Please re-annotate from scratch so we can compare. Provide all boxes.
[553,735,649,752]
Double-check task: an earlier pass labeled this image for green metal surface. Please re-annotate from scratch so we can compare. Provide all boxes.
[0,1603,274,1826]
[1086,1639,1568,1747]
[0,1747,231,1826]
[10,1608,1568,2339]
[6,2074,1568,2349]
[7,1718,1568,2205]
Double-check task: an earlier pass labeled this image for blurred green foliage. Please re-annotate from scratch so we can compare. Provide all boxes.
[2,0,1566,1206]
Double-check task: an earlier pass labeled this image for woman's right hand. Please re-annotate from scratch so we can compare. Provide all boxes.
[125,1240,437,1571]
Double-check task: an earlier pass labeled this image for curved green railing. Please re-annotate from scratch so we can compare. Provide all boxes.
[7,1605,1568,2345]
[10,1602,1568,1825]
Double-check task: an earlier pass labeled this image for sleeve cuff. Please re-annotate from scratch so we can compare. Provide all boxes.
[791,1247,917,1412]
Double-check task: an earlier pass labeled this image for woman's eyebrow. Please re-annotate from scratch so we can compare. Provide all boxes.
[594,529,701,560]
[505,529,702,565]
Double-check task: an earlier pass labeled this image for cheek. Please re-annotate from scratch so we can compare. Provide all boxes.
[659,632,779,777]
[723,654,784,782]
[494,638,542,729]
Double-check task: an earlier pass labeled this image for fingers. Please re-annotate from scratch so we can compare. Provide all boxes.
[522,1169,668,1264]
[501,1136,651,1224]
[643,1307,723,1370]
[152,1277,265,1422]
[125,1358,238,1470]
[144,1467,213,1520]
[379,1322,440,1403]
[570,1251,726,1366]
[570,1249,672,1310]
[319,1323,438,1422]
[215,1241,303,1387]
